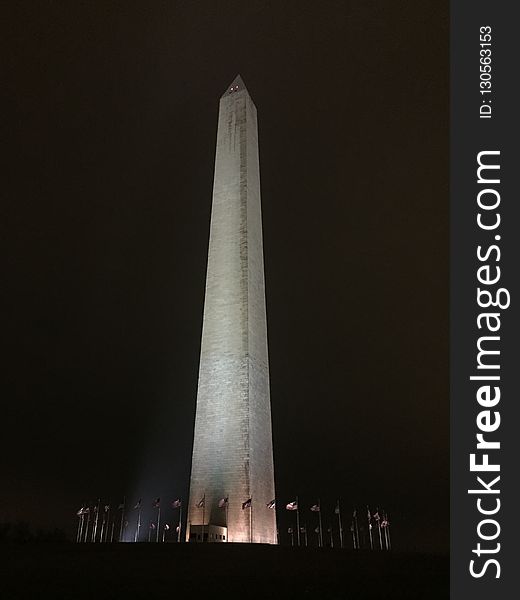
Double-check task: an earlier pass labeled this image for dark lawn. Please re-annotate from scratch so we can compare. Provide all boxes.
[0,543,448,600]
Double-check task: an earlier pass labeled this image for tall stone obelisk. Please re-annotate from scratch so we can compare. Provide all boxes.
[187,76,276,544]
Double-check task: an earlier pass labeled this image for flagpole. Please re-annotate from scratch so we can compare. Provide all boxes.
[119,497,126,542]
[82,511,87,543]
[296,496,300,547]
[383,511,391,550]
[91,505,95,543]
[110,520,115,542]
[250,496,253,543]
[202,493,205,542]
[156,506,161,543]
[318,499,323,548]
[79,512,85,543]
[329,525,334,548]
[76,512,83,543]
[105,506,110,542]
[93,499,100,542]
[101,511,107,542]
[84,510,91,543]
[367,506,373,550]
[135,506,141,542]
[336,500,343,549]
[100,508,106,543]
[178,503,182,543]
[81,510,86,543]
[376,510,382,550]
[225,500,228,543]
[354,509,360,550]
[81,512,86,543]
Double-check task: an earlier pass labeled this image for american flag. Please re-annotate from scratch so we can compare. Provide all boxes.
[153,498,160,508]
[310,504,320,512]
[196,497,205,508]
[286,500,298,511]
[266,499,276,509]
[164,524,170,530]
[150,522,156,529]
[134,500,141,510]
[171,499,182,509]
[242,498,252,510]
[218,497,229,508]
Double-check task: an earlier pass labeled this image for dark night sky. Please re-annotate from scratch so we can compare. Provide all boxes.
[3,1,448,552]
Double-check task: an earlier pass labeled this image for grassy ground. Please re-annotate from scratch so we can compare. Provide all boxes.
[0,543,448,599]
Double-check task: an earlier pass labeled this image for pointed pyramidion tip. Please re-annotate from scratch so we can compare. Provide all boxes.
[222,74,247,98]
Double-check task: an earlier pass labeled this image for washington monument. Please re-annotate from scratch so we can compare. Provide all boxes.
[187,76,276,544]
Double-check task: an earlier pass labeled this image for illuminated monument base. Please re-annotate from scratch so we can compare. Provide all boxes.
[186,76,277,544]
[188,524,227,543]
